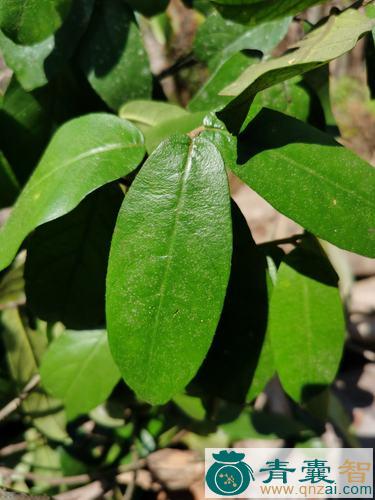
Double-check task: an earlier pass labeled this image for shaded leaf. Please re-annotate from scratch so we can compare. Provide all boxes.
[211,0,325,26]
[0,252,25,310]
[173,394,206,421]
[189,52,258,112]
[120,100,189,135]
[25,184,123,330]
[125,0,169,17]
[0,0,72,45]
[192,201,268,404]
[107,134,232,404]
[79,0,152,111]
[0,151,19,208]
[189,53,310,123]
[40,330,120,420]
[1,308,69,441]
[194,12,290,68]
[0,113,145,272]
[0,77,53,183]
[269,243,345,402]
[233,109,375,257]
[144,112,206,153]
[246,77,311,123]
[221,9,375,110]
[246,248,285,401]
[0,0,94,90]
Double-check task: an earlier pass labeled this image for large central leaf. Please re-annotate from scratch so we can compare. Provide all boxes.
[107,134,232,404]
[0,113,145,272]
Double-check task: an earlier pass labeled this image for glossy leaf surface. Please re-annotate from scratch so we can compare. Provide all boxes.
[40,330,120,419]
[107,135,232,404]
[0,113,145,272]
[233,109,375,257]
[79,0,152,111]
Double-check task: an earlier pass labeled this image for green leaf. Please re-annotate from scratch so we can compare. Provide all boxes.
[194,12,290,69]
[221,9,375,109]
[0,151,19,208]
[0,77,53,183]
[246,77,311,124]
[173,393,206,421]
[211,0,325,25]
[40,330,120,420]
[120,100,189,135]
[232,109,375,257]
[189,52,258,112]
[125,0,169,16]
[0,253,25,310]
[246,249,285,401]
[1,308,69,441]
[0,0,94,90]
[303,66,337,131]
[79,0,152,111]
[268,243,345,402]
[193,201,268,404]
[189,55,310,123]
[25,185,123,330]
[0,113,145,272]
[107,134,232,404]
[0,0,72,45]
[144,112,207,153]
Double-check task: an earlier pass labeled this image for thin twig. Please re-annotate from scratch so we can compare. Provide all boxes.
[0,441,28,457]
[258,233,305,247]
[122,449,139,500]
[0,374,40,422]
[156,53,197,80]
[0,460,146,487]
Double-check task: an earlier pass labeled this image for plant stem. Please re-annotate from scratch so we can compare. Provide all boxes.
[0,374,40,422]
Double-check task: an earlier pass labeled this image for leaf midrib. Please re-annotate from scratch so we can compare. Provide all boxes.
[24,142,142,196]
[250,148,374,209]
[143,140,194,389]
